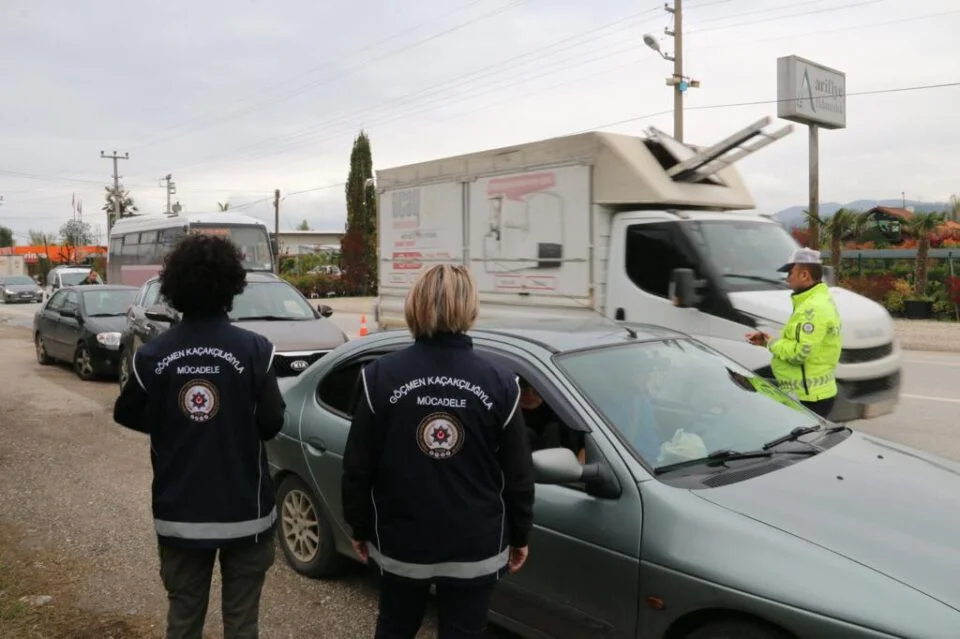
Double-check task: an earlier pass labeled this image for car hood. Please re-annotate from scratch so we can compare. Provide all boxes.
[696,431,960,611]
[84,316,128,333]
[235,318,347,352]
[729,287,894,347]
[3,284,41,292]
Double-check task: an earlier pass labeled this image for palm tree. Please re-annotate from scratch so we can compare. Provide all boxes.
[949,194,960,223]
[822,208,854,275]
[905,212,946,297]
[217,201,231,212]
[849,210,872,243]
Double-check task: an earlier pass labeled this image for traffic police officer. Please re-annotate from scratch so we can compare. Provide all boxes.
[746,247,842,417]
[114,233,285,639]
[342,263,535,639]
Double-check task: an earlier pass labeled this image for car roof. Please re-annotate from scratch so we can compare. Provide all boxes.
[364,318,689,354]
[143,271,282,285]
[77,284,139,292]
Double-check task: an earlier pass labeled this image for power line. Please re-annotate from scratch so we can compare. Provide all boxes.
[580,80,960,132]
[131,0,896,177]
[125,0,534,153]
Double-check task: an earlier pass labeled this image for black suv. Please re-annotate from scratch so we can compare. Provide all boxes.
[118,271,347,389]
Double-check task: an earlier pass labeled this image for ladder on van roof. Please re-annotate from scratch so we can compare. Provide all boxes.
[648,116,794,184]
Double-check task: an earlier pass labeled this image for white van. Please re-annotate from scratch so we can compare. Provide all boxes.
[45,265,101,299]
[372,119,901,422]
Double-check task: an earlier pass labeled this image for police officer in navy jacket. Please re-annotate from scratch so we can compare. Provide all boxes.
[342,263,535,639]
[114,233,285,639]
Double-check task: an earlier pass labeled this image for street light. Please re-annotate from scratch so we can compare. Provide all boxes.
[643,31,699,142]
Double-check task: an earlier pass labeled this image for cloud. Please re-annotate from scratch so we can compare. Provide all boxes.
[1,0,959,245]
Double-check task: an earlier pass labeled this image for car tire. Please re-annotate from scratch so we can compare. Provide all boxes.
[276,474,345,579]
[686,619,791,639]
[35,333,52,365]
[118,348,132,391]
[73,343,96,381]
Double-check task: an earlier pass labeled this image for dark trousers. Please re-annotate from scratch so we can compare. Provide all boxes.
[375,574,496,639]
[158,535,275,639]
[802,396,836,418]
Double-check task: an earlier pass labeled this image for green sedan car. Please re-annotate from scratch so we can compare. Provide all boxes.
[265,320,960,639]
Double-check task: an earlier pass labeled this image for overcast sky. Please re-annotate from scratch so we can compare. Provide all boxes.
[1,0,958,244]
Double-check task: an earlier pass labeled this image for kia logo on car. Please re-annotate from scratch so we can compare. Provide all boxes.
[290,359,309,372]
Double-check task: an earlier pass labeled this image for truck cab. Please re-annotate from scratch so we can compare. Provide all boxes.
[373,118,901,422]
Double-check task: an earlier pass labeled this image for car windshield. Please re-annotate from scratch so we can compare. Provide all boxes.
[683,219,799,292]
[190,225,274,271]
[82,289,137,316]
[555,339,818,469]
[3,276,35,286]
[229,281,316,321]
[60,271,99,286]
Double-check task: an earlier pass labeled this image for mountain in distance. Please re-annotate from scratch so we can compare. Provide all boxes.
[770,200,949,229]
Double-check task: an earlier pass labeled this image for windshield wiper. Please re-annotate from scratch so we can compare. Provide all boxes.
[87,313,123,317]
[762,425,822,450]
[653,447,815,475]
[724,274,789,288]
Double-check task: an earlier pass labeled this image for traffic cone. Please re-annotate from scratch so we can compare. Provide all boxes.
[359,314,368,337]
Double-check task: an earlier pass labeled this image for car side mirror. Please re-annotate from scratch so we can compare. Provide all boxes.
[60,307,76,318]
[670,268,705,308]
[532,448,584,484]
[145,304,178,324]
[318,304,334,318]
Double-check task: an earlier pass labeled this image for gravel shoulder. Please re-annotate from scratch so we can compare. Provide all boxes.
[0,323,457,639]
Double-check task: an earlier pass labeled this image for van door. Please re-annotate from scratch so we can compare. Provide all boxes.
[607,217,751,340]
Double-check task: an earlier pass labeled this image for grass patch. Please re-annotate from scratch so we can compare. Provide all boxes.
[0,524,160,638]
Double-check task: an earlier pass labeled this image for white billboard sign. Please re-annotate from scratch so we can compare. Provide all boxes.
[777,55,846,130]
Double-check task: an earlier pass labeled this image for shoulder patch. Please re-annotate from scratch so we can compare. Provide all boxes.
[801,322,815,334]
[178,379,220,423]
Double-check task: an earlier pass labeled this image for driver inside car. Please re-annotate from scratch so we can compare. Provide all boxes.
[518,379,586,463]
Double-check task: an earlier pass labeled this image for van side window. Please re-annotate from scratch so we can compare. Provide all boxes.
[624,223,698,298]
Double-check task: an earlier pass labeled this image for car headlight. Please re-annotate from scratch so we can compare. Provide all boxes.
[96,332,122,348]
[3,289,12,295]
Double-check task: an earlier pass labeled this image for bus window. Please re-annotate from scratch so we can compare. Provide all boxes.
[121,234,139,257]
[190,224,273,271]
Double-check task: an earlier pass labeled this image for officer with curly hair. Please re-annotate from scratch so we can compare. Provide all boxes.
[113,233,285,639]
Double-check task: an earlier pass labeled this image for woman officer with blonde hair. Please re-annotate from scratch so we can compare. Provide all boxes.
[342,263,535,639]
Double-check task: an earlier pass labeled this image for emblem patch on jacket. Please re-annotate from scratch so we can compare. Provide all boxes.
[416,412,465,460]
[801,322,815,334]
[178,379,220,423]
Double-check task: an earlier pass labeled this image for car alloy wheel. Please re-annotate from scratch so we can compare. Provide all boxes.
[35,334,51,365]
[282,487,321,564]
[118,350,131,390]
[74,344,95,381]
[275,475,344,578]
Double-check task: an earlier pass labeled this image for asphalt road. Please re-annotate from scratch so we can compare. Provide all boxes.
[1,299,958,637]
[2,301,956,459]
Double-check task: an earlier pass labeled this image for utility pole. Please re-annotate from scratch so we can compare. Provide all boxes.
[100,150,129,233]
[159,174,176,215]
[273,189,281,274]
[644,1,699,142]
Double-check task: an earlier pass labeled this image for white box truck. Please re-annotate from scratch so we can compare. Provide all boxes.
[373,118,901,422]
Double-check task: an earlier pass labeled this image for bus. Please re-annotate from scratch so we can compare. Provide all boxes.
[107,212,275,286]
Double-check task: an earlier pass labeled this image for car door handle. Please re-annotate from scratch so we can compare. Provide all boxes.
[305,437,327,455]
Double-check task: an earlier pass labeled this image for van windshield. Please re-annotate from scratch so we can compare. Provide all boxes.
[684,219,799,292]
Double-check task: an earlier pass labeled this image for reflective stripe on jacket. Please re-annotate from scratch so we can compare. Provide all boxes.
[768,282,842,402]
